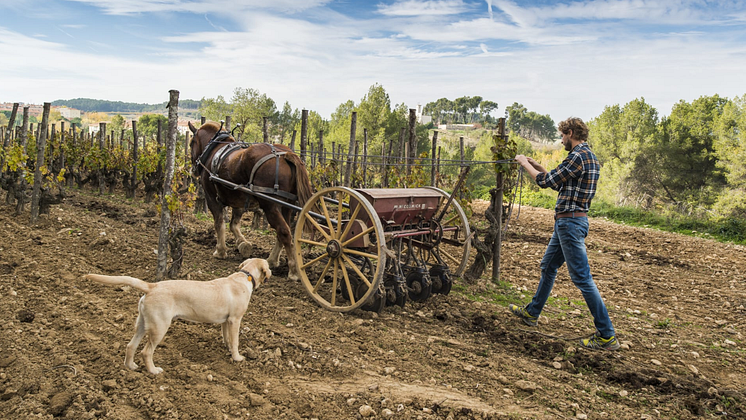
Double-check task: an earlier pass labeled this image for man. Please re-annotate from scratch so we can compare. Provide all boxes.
[510,117,619,350]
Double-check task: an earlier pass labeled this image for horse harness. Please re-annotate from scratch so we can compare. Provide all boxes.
[195,130,298,204]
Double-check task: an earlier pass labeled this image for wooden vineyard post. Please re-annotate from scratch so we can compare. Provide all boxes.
[4,103,18,145]
[437,146,441,188]
[430,130,438,186]
[381,144,387,187]
[300,109,308,162]
[30,103,51,224]
[290,130,297,152]
[318,130,325,165]
[129,120,138,199]
[398,127,406,166]
[344,111,357,187]
[384,138,394,188]
[157,89,180,281]
[362,128,368,188]
[459,136,465,199]
[98,122,106,195]
[407,109,416,176]
[2,104,18,174]
[185,131,190,160]
[262,117,269,143]
[492,117,508,282]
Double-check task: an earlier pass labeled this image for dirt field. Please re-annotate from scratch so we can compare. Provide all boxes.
[1,188,744,419]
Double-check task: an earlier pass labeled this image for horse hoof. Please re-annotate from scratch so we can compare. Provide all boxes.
[237,242,253,258]
[213,250,228,259]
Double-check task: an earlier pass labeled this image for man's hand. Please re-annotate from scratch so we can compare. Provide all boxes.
[515,154,546,181]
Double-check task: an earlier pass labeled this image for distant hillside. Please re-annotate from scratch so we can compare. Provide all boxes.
[52,98,201,113]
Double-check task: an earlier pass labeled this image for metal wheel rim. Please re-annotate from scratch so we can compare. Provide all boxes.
[423,186,471,277]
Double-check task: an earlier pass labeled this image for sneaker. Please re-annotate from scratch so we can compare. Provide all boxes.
[509,304,538,326]
[580,333,620,350]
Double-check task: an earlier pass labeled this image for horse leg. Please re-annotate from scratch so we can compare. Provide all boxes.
[229,207,252,257]
[267,239,282,268]
[208,200,229,259]
[264,204,299,281]
[268,206,292,267]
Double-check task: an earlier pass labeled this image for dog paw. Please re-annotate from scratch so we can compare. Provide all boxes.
[232,355,245,362]
[288,272,300,282]
[125,363,138,371]
[149,367,164,375]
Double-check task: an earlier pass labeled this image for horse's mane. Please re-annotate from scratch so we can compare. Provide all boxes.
[201,121,222,133]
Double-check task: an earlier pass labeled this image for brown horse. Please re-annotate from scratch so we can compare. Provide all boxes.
[188,121,313,280]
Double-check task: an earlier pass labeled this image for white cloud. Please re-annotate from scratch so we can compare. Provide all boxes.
[65,0,333,15]
[378,0,471,16]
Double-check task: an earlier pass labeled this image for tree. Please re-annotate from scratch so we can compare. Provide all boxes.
[277,101,300,144]
[110,114,126,137]
[137,114,168,140]
[655,95,728,207]
[84,112,110,125]
[230,87,277,142]
[199,95,232,124]
[712,94,746,217]
[506,102,555,142]
[589,98,660,207]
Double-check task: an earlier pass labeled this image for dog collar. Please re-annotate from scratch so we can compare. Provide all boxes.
[239,269,257,289]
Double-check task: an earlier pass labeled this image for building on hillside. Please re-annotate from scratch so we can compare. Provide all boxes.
[54,106,81,120]
[88,123,111,135]
[437,124,475,131]
[416,104,432,125]
[178,119,196,135]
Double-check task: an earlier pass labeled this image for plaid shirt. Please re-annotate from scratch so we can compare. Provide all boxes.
[535,142,599,214]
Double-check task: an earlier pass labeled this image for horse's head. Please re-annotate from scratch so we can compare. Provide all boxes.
[189,120,232,176]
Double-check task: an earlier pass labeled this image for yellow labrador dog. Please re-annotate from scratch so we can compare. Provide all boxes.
[85,258,271,375]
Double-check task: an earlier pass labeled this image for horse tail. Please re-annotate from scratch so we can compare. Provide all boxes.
[285,153,314,207]
[285,153,316,234]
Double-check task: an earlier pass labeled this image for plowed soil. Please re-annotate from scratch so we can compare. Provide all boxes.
[1,188,744,419]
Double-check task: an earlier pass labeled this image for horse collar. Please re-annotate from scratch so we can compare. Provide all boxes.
[239,269,257,289]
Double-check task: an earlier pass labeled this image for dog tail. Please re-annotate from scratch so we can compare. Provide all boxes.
[85,274,154,294]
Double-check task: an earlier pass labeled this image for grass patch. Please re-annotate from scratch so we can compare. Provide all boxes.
[591,200,746,245]
[515,186,746,245]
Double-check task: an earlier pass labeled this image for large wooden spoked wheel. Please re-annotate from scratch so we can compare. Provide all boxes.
[293,187,387,312]
[423,186,472,278]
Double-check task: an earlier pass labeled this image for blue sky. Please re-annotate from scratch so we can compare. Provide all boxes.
[1,0,745,124]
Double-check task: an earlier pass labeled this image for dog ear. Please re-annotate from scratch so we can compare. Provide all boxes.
[239,258,251,270]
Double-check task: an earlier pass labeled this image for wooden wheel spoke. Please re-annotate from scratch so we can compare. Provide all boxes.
[339,203,362,242]
[305,213,331,241]
[319,198,336,239]
[330,259,339,306]
[341,225,375,247]
[301,252,329,270]
[340,262,356,305]
[343,248,379,260]
[312,259,333,293]
[336,195,345,238]
[341,254,372,288]
[298,238,327,248]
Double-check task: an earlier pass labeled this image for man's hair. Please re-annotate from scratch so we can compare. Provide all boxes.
[558,117,589,142]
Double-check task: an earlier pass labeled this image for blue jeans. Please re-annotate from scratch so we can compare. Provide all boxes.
[525,217,616,338]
